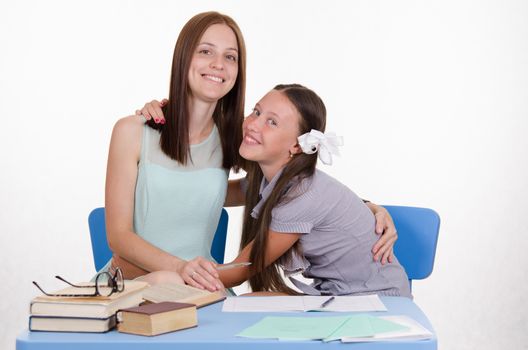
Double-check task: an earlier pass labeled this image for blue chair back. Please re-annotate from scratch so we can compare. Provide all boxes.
[384,205,440,287]
[88,208,229,272]
[210,208,229,264]
[88,208,112,272]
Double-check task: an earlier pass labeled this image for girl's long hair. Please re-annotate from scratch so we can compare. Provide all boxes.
[240,84,327,294]
[146,11,246,170]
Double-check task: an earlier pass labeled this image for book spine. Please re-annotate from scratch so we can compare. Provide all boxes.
[28,315,117,332]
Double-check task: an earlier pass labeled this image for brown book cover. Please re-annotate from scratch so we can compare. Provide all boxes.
[117,301,197,336]
[121,302,195,315]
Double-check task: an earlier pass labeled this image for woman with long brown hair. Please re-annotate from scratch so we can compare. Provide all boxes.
[105,12,246,291]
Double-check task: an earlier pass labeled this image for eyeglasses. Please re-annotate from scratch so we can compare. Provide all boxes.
[32,267,125,297]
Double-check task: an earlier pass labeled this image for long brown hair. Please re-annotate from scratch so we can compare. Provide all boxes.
[240,84,327,294]
[147,11,246,170]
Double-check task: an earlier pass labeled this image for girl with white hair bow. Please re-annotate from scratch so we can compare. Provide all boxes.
[213,84,411,297]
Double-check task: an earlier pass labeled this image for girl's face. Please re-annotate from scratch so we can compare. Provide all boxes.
[240,90,302,177]
[188,24,239,103]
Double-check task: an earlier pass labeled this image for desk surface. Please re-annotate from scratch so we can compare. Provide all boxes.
[17,296,436,350]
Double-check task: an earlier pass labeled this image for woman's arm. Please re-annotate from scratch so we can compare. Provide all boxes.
[365,202,397,264]
[105,116,221,290]
[218,231,301,288]
[105,116,185,274]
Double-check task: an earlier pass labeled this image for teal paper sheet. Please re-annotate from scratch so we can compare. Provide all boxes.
[237,314,409,342]
[237,316,350,340]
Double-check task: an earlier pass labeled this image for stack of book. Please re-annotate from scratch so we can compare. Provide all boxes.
[29,280,148,332]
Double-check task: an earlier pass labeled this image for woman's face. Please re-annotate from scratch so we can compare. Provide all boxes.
[240,90,302,175]
[188,24,239,103]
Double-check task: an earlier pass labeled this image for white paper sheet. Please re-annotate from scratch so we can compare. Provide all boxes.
[222,294,387,312]
[341,315,433,342]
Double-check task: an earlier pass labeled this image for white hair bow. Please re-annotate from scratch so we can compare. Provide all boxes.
[297,130,343,165]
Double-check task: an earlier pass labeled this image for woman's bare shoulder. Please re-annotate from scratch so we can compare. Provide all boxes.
[113,115,145,134]
[109,115,144,154]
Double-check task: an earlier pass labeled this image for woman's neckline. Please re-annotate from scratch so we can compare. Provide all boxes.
[190,124,217,148]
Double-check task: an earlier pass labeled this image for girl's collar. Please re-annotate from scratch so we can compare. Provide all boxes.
[251,167,286,218]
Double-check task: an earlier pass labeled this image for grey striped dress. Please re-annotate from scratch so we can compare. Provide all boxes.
[249,169,412,298]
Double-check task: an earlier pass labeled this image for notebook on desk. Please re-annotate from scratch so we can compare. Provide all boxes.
[222,294,387,312]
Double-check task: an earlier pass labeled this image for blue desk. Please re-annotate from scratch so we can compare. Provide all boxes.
[17,296,436,349]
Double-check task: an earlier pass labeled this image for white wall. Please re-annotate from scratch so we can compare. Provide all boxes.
[1,1,527,349]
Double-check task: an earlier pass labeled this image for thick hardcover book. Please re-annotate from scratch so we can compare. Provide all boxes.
[29,315,116,333]
[142,282,225,308]
[30,280,148,318]
[117,301,197,336]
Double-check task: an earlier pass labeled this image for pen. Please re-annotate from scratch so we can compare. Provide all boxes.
[216,262,252,271]
[320,296,335,308]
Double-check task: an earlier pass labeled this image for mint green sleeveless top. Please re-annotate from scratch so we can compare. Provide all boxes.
[133,124,228,261]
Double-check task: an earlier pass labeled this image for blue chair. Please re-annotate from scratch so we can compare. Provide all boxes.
[384,205,440,289]
[87,208,112,272]
[210,209,229,264]
[88,208,229,272]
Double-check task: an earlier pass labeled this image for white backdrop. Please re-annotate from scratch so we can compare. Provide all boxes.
[1,1,527,349]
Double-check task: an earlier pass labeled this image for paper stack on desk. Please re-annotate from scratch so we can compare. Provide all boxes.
[340,315,433,342]
[237,314,433,342]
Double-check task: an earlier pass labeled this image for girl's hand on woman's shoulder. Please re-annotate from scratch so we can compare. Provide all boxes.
[135,98,168,124]
[177,256,224,292]
[367,203,397,265]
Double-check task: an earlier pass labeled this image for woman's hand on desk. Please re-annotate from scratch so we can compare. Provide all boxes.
[178,257,224,292]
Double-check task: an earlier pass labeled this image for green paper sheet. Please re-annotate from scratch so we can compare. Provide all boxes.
[238,314,411,342]
[323,315,376,341]
[237,316,350,340]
